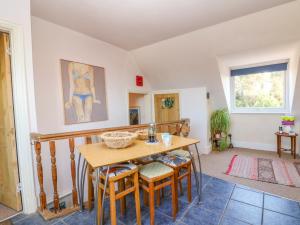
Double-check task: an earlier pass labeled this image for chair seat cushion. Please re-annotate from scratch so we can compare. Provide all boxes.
[101,163,137,178]
[168,149,191,159]
[139,162,173,179]
[157,154,191,167]
[136,154,162,164]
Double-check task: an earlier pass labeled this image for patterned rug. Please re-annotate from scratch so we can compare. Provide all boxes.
[226,155,300,187]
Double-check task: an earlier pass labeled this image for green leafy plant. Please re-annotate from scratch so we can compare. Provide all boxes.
[210,108,231,151]
[210,108,230,135]
[219,138,229,151]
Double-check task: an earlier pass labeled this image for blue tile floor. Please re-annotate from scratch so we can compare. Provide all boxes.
[11,174,300,225]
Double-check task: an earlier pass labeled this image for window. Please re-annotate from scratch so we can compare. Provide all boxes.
[230,62,288,113]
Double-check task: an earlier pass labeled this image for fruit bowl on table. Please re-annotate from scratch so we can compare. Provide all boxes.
[100,131,137,149]
[135,129,148,140]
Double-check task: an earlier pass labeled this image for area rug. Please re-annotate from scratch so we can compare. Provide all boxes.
[225,155,300,187]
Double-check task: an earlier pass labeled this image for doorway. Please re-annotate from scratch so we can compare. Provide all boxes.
[154,93,180,123]
[0,31,22,222]
[128,92,152,125]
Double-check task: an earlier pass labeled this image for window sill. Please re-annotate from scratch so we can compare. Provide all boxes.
[230,109,290,114]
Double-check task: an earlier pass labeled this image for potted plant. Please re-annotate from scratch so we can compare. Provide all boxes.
[210,108,231,151]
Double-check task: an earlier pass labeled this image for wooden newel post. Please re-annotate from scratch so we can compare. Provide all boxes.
[69,138,78,206]
[49,141,60,212]
[34,141,47,210]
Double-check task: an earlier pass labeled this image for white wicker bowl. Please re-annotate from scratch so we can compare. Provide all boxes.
[135,129,148,140]
[100,132,137,149]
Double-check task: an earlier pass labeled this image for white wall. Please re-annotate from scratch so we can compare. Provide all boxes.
[31,17,152,199]
[0,0,37,213]
[0,0,38,131]
[132,1,300,153]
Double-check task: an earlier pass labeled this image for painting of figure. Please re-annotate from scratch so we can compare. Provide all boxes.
[61,60,108,124]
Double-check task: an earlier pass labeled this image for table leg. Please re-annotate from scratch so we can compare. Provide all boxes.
[77,153,87,211]
[290,137,293,156]
[293,137,297,159]
[276,135,279,156]
[94,168,99,225]
[187,144,202,204]
[278,136,282,158]
[96,166,110,225]
[194,144,202,203]
[76,153,82,210]
[187,148,199,195]
[81,160,88,209]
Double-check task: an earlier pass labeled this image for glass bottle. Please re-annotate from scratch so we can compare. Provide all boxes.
[148,123,156,143]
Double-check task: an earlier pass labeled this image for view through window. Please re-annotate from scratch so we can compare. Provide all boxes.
[231,62,288,112]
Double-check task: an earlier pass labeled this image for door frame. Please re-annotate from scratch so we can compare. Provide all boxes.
[0,20,37,213]
[126,89,153,125]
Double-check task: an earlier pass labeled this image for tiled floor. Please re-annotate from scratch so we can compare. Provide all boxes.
[10,174,300,225]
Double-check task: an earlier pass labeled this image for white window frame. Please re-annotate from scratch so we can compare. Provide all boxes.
[230,61,290,114]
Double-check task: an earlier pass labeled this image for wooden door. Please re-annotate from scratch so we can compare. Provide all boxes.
[0,32,22,211]
[154,93,180,123]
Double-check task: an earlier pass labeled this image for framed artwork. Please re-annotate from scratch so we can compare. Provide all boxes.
[61,59,108,124]
[129,107,140,125]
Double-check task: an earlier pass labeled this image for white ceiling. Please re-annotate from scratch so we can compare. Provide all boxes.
[31,0,294,50]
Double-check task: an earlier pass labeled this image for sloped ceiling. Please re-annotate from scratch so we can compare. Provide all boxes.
[31,0,294,50]
[131,1,300,108]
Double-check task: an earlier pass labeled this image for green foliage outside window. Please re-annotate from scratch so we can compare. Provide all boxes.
[234,71,284,108]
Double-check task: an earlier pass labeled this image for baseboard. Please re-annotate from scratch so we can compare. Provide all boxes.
[232,140,278,152]
[199,145,212,154]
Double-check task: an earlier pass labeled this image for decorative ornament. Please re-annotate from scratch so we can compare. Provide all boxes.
[161,97,175,109]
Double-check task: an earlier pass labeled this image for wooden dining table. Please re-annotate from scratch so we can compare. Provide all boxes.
[76,135,202,225]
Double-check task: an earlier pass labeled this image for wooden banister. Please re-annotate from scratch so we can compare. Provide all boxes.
[30,119,190,220]
[30,119,190,142]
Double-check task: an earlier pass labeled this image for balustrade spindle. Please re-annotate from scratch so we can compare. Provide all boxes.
[69,138,78,206]
[49,141,60,212]
[34,141,47,210]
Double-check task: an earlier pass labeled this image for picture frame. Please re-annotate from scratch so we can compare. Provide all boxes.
[129,107,140,125]
[60,59,108,124]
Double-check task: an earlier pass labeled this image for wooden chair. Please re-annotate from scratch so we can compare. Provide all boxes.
[97,163,141,225]
[157,149,192,212]
[139,162,177,225]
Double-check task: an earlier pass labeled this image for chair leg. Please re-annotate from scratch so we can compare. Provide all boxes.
[156,181,161,206]
[179,180,183,196]
[97,187,103,225]
[174,168,179,213]
[118,179,126,216]
[87,165,94,210]
[143,180,149,206]
[149,182,155,225]
[161,186,165,198]
[171,174,177,220]
[133,172,141,225]
[187,164,192,202]
[109,181,117,225]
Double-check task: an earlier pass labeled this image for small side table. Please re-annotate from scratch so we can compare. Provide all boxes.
[275,132,298,159]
